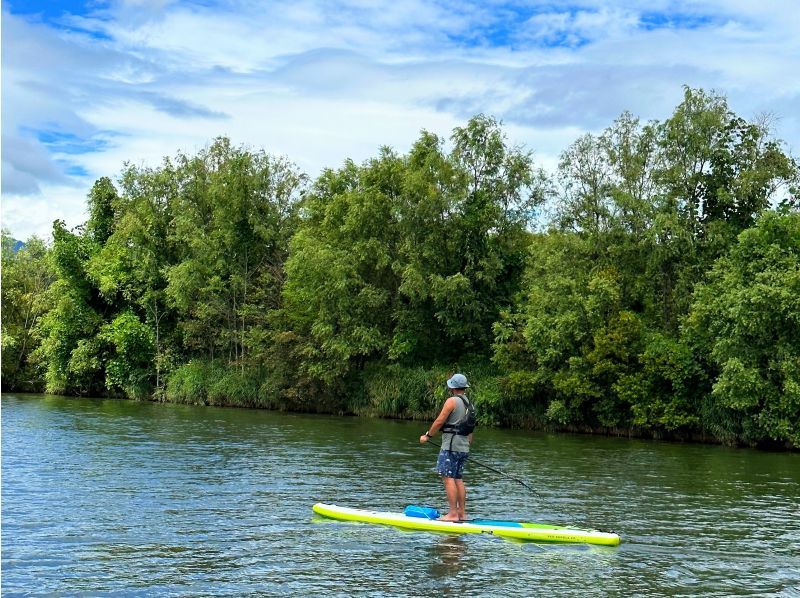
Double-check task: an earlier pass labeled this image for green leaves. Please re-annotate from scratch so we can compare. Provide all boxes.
[658,87,795,236]
[282,155,400,382]
[493,88,798,444]
[99,311,155,400]
[35,281,104,395]
[687,211,800,445]
[6,92,798,448]
[281,115,544,390]
[163,138,303,365]
[1,231,54,391]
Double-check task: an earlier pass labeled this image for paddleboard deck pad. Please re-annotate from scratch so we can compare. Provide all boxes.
[313,503,620,546]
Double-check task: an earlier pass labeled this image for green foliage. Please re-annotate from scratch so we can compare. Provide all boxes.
[67,336,105,394]
[1,231,54,390]
[282,116,546,393]
[467,365,503,427]
[358,360,502,425]
[359,363,449,418]
[85,177,118,245]
[207,369,261,407]
[35,281,104,395]
[615,334,704,431]
[659,87,795,236]
[686,211,800,446]
[165,360,263,407]
[165,138,303,367]
[493,89,797,443]
[165,360,220,404]
[9,90,799,449]
[35,218,108,396]
[99,310,155,399]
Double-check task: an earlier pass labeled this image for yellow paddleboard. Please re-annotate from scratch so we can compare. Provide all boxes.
[313,503,621,546]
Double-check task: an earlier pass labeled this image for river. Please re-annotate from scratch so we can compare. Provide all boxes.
[2,393,799,596]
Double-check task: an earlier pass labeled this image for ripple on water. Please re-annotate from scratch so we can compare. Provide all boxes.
[2,394,799,596]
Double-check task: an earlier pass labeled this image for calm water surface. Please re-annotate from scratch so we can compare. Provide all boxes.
[2,393,799,596]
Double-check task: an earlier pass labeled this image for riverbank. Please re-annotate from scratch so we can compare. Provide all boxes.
[4,99,798,453]
[7,357,795,450]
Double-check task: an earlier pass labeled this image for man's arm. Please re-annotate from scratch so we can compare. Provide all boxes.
[420,397,456,443]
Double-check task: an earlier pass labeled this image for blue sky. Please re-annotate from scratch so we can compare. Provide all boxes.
[3,0,800,239]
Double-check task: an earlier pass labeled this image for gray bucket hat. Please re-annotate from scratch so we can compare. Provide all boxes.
[446,373,470,389]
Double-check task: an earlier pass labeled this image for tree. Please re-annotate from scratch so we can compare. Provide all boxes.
[34,179,134,397]
[686,210,800,447]
[100,310,156,399]
[493,233,647,428]
[493,88,798,437]
[282,153,402,384]
[281,116,547,394]
[658,88,796,238]
[1,231,54,390]
[85,176,118,245]
[444,115,547,352]
[88,163,176,395]
[165,138,303,368]
[35,220,107,395]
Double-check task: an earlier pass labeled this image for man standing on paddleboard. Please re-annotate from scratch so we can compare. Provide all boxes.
[419,373,476,521]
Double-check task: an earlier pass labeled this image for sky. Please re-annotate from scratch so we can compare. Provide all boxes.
[2,0,800,240]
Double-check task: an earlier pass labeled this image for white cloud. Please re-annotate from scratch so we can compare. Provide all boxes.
[2,0,800,240]
[2,185,90,240]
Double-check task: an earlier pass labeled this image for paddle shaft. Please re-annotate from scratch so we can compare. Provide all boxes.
[424,438,613,533]
[425,437,541,497]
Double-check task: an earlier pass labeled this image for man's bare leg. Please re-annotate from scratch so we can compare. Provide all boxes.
[455,479,466,520]
[440,477,460,521]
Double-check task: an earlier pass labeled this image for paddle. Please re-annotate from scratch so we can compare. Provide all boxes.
[424,437,542,498]
[423,438,614,533]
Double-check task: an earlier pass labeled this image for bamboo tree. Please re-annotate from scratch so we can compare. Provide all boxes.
[1,232,55,390]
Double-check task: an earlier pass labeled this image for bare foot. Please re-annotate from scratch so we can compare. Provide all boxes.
[438,513,461,522]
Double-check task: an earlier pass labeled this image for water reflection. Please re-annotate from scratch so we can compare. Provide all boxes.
[427,535,468,579]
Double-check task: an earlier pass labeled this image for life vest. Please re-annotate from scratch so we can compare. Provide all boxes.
[442,395,476,436]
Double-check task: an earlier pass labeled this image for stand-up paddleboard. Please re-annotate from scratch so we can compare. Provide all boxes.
[312,503,621,546]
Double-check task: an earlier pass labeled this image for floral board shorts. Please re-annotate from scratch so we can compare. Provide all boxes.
[436,449,469,479]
